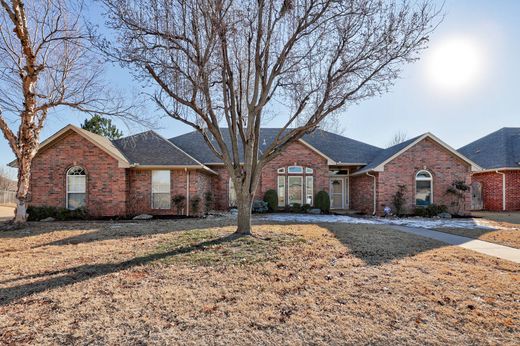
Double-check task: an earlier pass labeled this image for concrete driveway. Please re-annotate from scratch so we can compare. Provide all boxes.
[0,205,14,221]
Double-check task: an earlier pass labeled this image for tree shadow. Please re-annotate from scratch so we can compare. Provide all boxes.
[0,218,237,247]
[0,233,243,306]
[320,223,449,266]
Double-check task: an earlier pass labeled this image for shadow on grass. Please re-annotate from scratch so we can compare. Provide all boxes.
[320,223,448,266]
[0,218,237,247]
[0,233,243,306]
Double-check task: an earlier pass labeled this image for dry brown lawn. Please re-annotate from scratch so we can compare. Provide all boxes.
[434,227,520,249]
[0,218,519,345]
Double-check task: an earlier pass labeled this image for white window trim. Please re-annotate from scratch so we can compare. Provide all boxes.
[277,175,285,207]
[151,170,171,209]
[305,176,313,206]
[228,178,237,207]
[66,166,86,210]
[415,170,433,206]
[277,167,285,174]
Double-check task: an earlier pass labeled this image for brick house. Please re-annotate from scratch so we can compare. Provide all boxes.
[14,124,480,217]
[459,127,520,211]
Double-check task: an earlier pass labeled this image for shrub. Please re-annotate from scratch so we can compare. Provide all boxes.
[414,204,448,218]
[190,195,201,214]
[445,180,470,216]
[204,191,214,214]
[301,203,311,213]
[392,185,407,216]
[263,189,278,212]
[252,200,269,213]
[290,203,302,213]
[27,206,88,221]
[172,194,186,215]
[315,191,330,213]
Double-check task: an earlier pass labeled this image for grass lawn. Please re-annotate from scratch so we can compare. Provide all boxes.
[0,218,519,345]
[434,227,520,249]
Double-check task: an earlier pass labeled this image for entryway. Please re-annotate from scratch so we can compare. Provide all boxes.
[330,177,348,209]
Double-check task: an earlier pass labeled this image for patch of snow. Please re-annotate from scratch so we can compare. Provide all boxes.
[259,213,495,230]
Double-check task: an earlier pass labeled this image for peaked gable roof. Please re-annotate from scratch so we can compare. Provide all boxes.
[353,133,481,175]
[169,128,382,165]
[458,127,520,170]
[9,124,130,168]
[112,131,214,172]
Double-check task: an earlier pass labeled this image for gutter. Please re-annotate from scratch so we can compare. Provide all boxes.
[366,172,377,215]
[496,170,506,211]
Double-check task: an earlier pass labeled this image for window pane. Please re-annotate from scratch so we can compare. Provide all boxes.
[288,166,303,174]
[68,193,86,210]
[229,178,237,207]
[416,180,432,206]
[277,168,285,174]
[152,170,170,193]
[306,176,313,205]
[277,176,285,207]
[305,167,313,174]
[67,175,86,193]
[153,193,171,209]
[416,171,432,180]
[288,176,303,205]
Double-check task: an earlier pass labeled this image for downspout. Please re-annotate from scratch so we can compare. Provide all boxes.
[366,172,377,215]
[496,170,506,211]
[186,168,190,216]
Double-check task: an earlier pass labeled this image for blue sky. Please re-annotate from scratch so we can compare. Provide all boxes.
[1,0,519,172]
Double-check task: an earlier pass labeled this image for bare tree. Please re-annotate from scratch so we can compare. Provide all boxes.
[387,130,408,147]
[0,0,134,223]
[101,0,441,235]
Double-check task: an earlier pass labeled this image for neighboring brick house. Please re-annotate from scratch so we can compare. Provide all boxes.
[459,128,520,211]
[14,124,481,217]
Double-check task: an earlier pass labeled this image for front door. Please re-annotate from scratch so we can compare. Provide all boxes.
[330,178,344,209]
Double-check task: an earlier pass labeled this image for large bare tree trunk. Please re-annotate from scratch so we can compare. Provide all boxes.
[235,191,253,235]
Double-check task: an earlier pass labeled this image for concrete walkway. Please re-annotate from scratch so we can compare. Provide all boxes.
[391,225,520,264]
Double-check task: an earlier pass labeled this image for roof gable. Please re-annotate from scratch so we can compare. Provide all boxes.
[9,125,130,168]
[459,127,520,170]
[353,133,481,175]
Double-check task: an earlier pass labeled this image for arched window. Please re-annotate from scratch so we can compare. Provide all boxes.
[66,166,86,210]
[415,170,432,206]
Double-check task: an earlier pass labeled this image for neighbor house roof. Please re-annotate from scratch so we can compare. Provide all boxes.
[458,127,520,170]
[169,128,382,165]
[352,133,482,175]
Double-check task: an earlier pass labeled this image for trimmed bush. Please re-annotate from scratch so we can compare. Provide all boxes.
[392,185,407,216]
[204,191,214,214]
[263,189,278,212]
[252,200,269,213]
[301,204,311,213]
[172,194,186,215]
[290,203,302,213]
[191,195,201,214]
[27,206,88,221]
[414,204,448,218]
[315,191,330,213]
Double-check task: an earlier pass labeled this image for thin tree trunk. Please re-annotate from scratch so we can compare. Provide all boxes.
[235,191,253,236]
[14,157,32,223]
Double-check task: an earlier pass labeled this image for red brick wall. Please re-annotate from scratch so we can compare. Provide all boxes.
[471,170,520,211]
[258,141,329,207]
[350,173,377,214]
[208,142,330,210]
[29,131,127,217]
[376,138,471,215]
[128,169,212,216]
